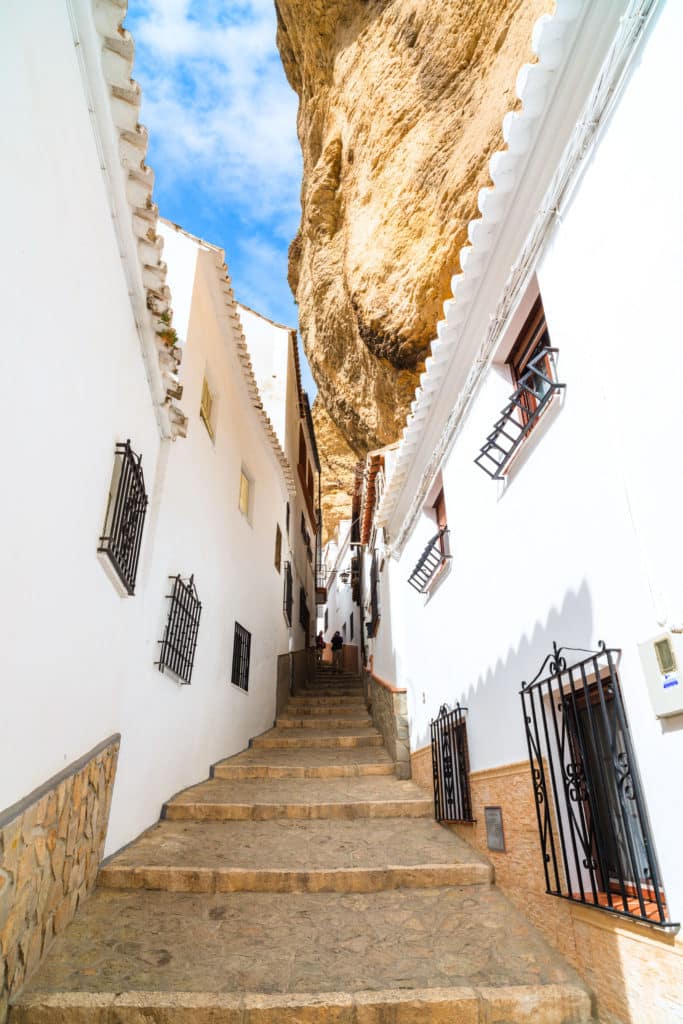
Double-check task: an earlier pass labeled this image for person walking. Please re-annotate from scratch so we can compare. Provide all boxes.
[331,630,344,673]
[316,630,325,664]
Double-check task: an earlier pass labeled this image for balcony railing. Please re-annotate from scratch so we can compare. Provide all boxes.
[521,642,677,929]
[431,703,474,823]
[407,528,450,593]
[474,347,564,480]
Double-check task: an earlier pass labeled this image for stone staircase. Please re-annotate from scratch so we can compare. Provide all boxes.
[10,665,596,1022]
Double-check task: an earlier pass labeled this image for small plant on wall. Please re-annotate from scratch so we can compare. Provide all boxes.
[156,309,179,349]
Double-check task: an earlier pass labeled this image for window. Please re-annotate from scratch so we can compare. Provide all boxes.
[274,524,282,572]
[285,501,290,536]
[239,470,250,519]
[521,643,673,927]
[98,440,148,595]
[298,426,306,473]
[507,297,554,427]
[475,294,564,480]
[231,621,251,691]
[299,586,310,637]
[307,462,314,507]
[349,613,354,640]
[369,552,380,635]
[200,377,215,440]
[283,561,293,625]
[433,488,448,556]
[324,607,328,631]
[156,575,202,685]
[431,703,473,823]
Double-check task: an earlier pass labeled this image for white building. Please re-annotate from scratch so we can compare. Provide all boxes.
[318,519,360,665]
[237,303,320,651]
[1,0,319,1005]
[359,2,683,1021]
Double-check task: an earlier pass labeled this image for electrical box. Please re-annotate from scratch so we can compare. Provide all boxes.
[638,633,683,719]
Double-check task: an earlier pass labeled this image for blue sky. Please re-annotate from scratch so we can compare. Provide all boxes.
[125,0,317,396]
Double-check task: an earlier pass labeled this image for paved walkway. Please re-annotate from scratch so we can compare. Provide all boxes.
[11,666,596,1023]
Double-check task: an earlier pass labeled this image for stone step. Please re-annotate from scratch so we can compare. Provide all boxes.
[252,728,384,749]
[283,708,370,720]
[163,777,432,821]
[276,716,373,729]
[287,697,367,710]
[213,747,395,780]
[98,818,492,893]
[13,887,594,1023]
[297,688,364,698]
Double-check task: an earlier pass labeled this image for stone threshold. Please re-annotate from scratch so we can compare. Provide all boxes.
[212,763,395,780]
[251,735,383,749]
[98,862,492,893]
[11,982,594,1023]
[163,799,433,821]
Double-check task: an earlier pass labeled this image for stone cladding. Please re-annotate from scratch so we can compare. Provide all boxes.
[0,737,119,1023]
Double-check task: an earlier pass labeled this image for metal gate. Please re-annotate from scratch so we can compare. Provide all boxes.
[430,703,474,823]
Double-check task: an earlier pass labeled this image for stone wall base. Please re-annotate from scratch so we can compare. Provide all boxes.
[365,671,410,776]
[409,745,683,1024]
[0,736,120,1022]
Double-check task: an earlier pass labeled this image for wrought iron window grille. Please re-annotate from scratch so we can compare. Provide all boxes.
[475,347,564,480]
[521,641,676,929]
[231,621,251,691]
[431,703,474,823]
[370,552,380,633]
[283,561,293,626]
[299,586,310,636]
[156,575,202,685]
[98,440,148,596]
[408,528,451,593]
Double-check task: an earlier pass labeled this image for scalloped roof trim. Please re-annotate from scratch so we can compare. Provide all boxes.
[210,253,297,498]
[377,0,582,528]
[96,0,188,438]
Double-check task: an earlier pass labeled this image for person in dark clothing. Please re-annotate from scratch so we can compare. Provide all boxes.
[331,630,344,672]
[316,630,325,663]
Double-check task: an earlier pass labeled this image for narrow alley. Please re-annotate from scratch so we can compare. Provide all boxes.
[12,664,593,1022]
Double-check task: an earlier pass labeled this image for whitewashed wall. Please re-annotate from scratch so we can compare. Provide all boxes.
[2,0,163,826]
[238,306,318,649]
[106,224,292,854]
[377,3,683,918]
[320,522,358,644]
[1,0,295,857]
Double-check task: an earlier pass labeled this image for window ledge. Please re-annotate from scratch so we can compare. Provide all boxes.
[570,899,681,941]
[424,557,452,602]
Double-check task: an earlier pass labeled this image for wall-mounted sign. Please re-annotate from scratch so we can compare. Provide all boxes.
[484,805,505,852]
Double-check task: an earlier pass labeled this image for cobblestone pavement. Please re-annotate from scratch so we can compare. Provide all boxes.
[12,667,595,1022]
[18,886,586,994]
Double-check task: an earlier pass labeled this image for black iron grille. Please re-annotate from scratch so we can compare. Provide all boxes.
[156,575,202,685]
[431,703,474,823]
[370,552,379,630]
[521,642,676,928]
[408,528,450,593]
[475,347,564,479]
[299,586,310,637]
[283,561,293,625]
[231,621,251,691]
[98,440,148,595]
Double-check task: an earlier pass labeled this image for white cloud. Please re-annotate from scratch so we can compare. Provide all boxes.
[126,0,302,230]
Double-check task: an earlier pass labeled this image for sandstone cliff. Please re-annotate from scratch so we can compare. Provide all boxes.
[276,0,553,537]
